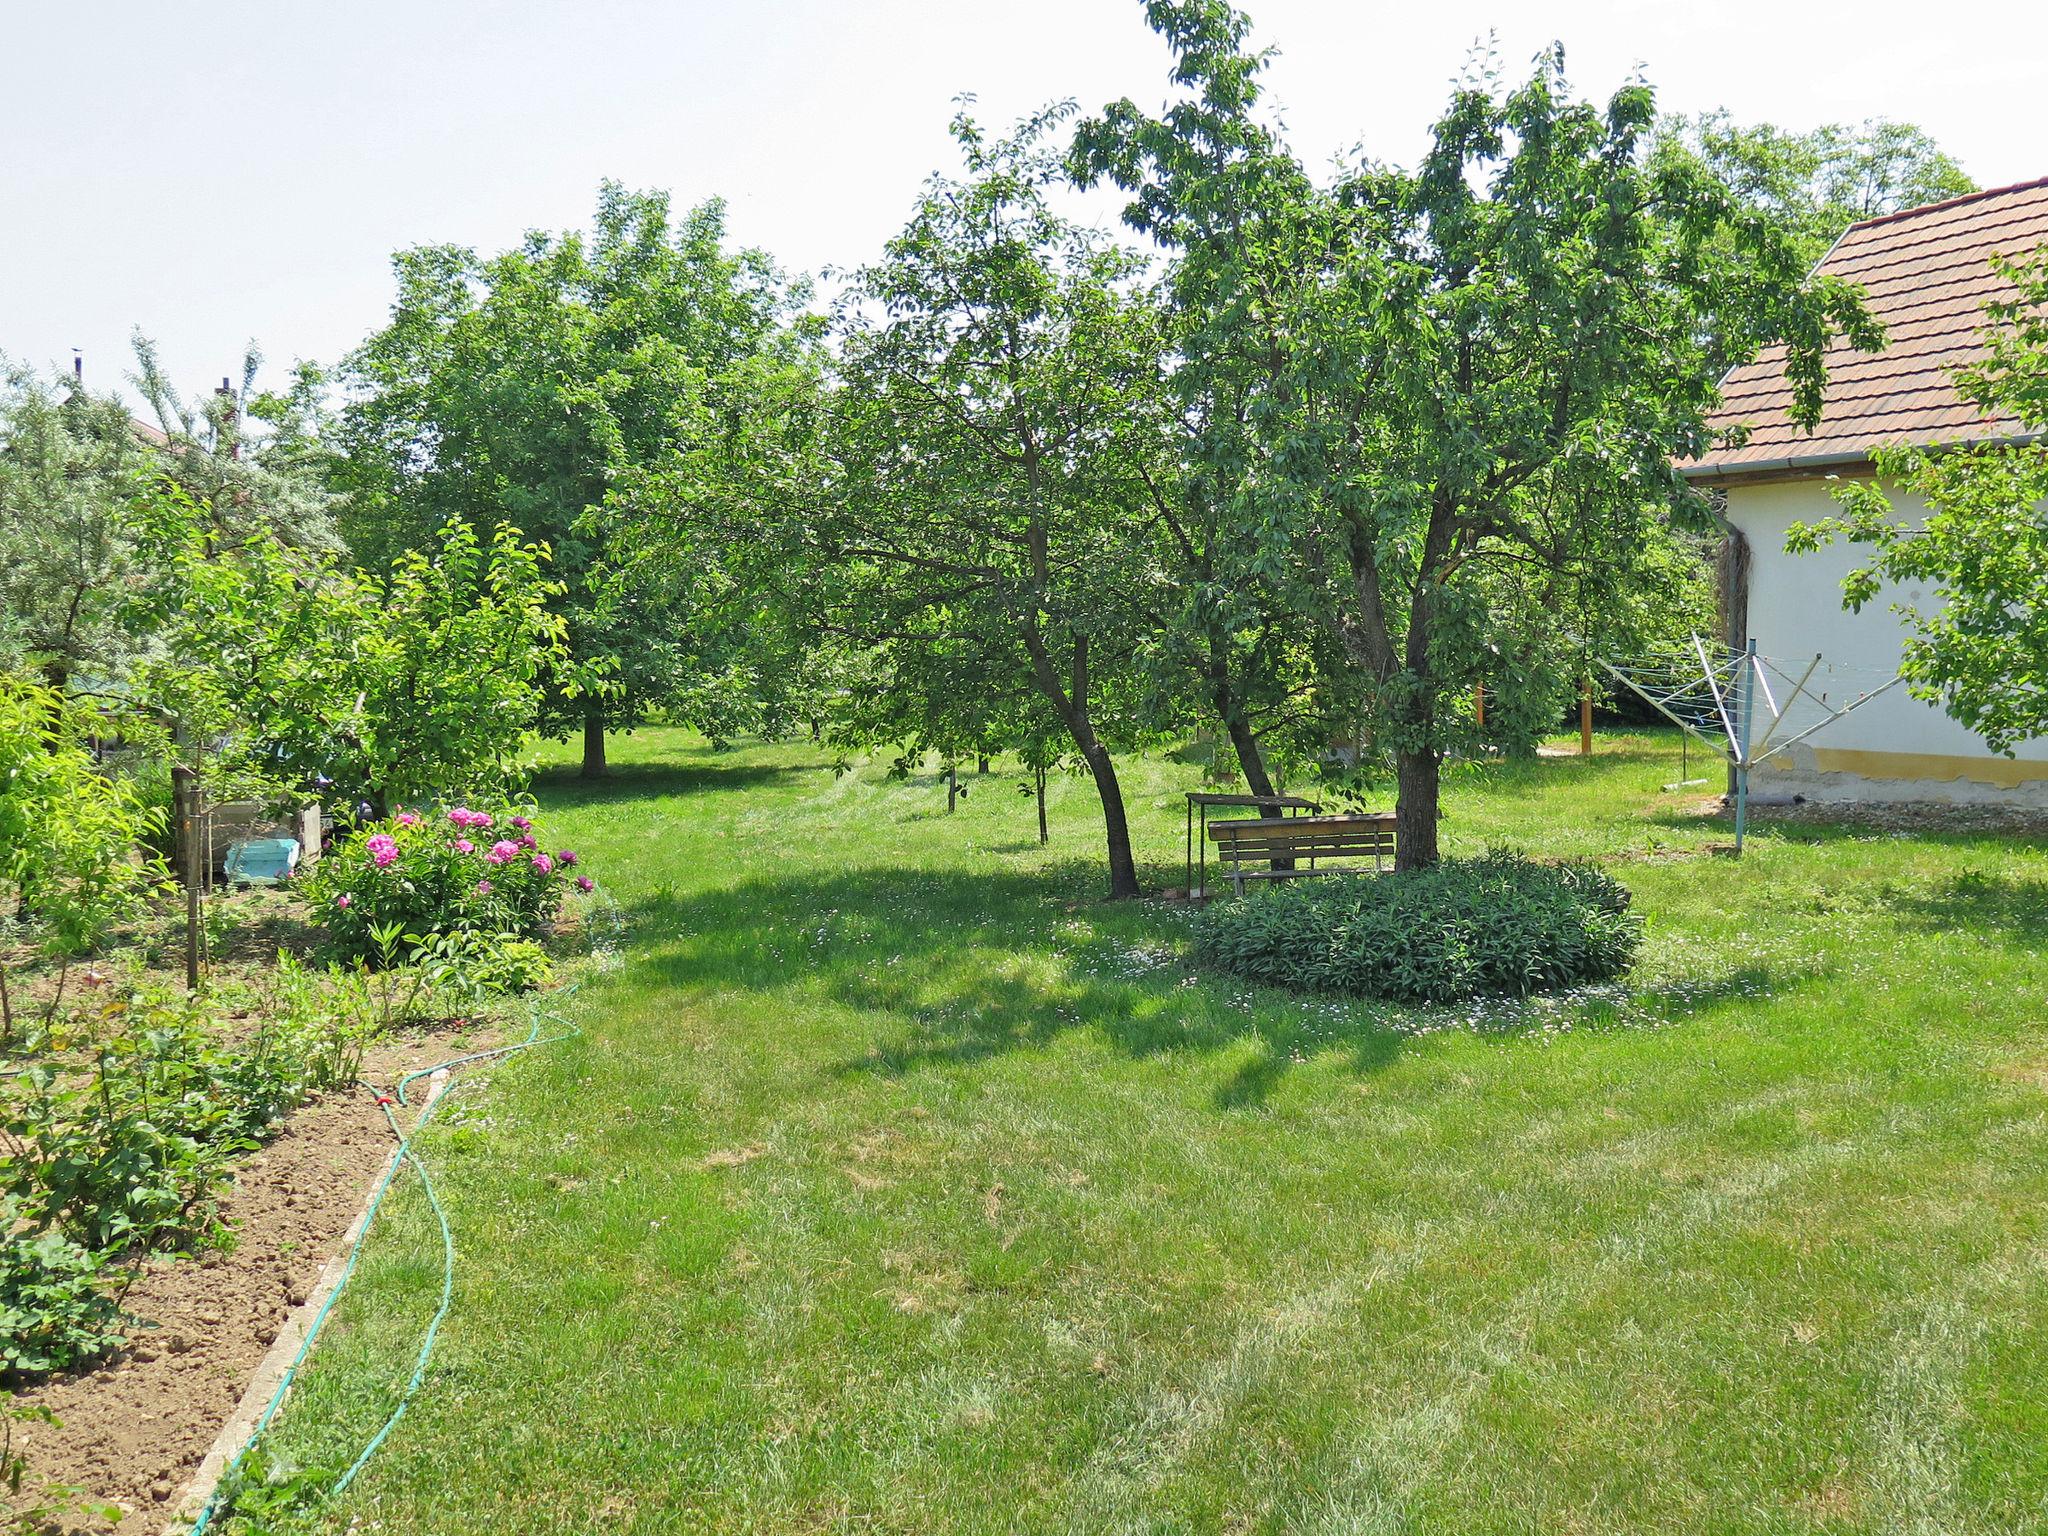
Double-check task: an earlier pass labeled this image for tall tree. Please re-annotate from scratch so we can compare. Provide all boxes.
[1080,4,1877,867]
[1661,113,1976,263]
[130,333,339,559]
[340,185,805,777]
[806,108,1162,897]
[1069,22,1348,799]
[0,362,151,692]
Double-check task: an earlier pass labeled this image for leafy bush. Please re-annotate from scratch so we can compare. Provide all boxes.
[0,676,158,958]
[301,803,593,966]
[1194,853,1641,1004]
[1,983,325,1254]
[0,1217,125,1380]
[133,512,600,817]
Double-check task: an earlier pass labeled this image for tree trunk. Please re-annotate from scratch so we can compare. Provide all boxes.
[1394,749,1441,871]
[581,708,608,779]
[1035,765,1049,845]
[978,755,990,775]
[1081,743,1140,898]
[1224,714,1275,799]
[1017,622,1136,899]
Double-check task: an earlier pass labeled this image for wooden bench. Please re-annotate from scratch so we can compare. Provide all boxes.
[1207,813,1397,896]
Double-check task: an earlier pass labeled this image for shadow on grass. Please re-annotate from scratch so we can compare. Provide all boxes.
[533,755,819,803]
[1891,870,2048,947]
[610,859,1809,1109]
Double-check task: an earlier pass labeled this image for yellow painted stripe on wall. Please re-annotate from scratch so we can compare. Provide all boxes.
[1798,746,2048,788]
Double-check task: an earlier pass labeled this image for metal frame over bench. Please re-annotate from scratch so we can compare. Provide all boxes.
[1185,791,1320,897]
[1206,812,1398,896]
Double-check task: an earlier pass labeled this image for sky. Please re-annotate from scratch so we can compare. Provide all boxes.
[6,0,2044,412]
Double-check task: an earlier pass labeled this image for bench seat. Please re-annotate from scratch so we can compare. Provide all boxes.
[1207,812,1397,895]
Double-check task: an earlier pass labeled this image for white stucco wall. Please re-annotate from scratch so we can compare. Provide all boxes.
[1723,476,2048,806]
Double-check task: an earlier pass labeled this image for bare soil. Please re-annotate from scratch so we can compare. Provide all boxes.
[8,1026,491,1535]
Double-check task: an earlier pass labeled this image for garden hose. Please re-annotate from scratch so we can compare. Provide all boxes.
[187,991,580,1534]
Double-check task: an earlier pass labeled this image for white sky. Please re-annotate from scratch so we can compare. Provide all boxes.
[7,0,2044,409]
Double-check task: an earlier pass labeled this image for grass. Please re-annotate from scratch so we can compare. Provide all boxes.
[246,727,2048,1535]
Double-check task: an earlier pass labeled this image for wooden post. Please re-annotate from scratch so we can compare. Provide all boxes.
[946,765,958,813]
[1474,683,1486,729]
[1579,679,1594,757]
[172,765,201,991]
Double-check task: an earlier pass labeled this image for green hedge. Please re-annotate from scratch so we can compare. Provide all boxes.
[1193,853,1641,1003]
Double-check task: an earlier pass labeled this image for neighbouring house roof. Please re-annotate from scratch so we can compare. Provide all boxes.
[1683,176,2048,484]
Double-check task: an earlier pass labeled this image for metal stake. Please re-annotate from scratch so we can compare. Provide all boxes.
[1734,639,1757,855]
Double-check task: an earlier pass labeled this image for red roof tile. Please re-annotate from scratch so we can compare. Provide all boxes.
[1683,177,2048,479]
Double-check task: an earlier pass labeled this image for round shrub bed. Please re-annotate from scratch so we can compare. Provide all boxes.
[1193,852,1641,1004]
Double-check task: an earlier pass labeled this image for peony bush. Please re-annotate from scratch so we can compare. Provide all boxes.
[302,802,594,964]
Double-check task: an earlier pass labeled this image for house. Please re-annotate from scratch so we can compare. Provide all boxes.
[1683,177,2048,807]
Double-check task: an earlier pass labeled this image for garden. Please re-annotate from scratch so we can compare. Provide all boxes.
[216,728,2048,1534]
[5,1,2047,1531]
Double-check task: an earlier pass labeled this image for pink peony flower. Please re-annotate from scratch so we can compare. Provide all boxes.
[510,815,532,831]
[475,879,493,895]
[517,834,537,851]
[453,838,474,854]
[365,833,399,869]
[395,811,420,828]
[486,840,518,866]
[335,893,352,909]
[471,811,493,830]
[557,849,578,867]
[448,808,471,827]
[575,875,594,893]
[531,853,554,874]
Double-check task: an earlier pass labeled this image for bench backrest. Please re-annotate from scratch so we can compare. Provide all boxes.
[1208,813,1395,863]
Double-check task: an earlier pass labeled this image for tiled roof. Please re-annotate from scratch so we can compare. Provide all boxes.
[1684,177,2048,480]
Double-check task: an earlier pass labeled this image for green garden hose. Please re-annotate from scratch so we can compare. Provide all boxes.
[187,994,579,1533]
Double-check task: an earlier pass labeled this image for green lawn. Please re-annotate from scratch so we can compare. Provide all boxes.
[251,728,2048,1535]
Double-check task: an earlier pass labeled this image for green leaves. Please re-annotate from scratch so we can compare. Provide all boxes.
[338,185,813,760]
[1077,13,1877,862]
[1787,249,2048,756]
[0,1220,124,1380]
[136,507,581,812]
[814,109,1167,893]
[0,677,158,957]
[1194,854,1641,1003]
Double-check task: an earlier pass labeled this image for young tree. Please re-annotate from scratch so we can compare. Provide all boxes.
[136,502,592,815]
[0,676,157,964]
[340,185,806,777]
[1789,248,2048,753]
[809,108,1163,897]
[1080,6,1876,867]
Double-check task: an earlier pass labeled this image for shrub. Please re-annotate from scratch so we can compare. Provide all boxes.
[300,803,594,966]
[0,1217,125,1380]
[0,676,157,958]
[1193,852,1641,1004]
[2,984,323,1253]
